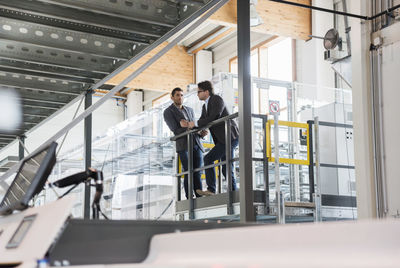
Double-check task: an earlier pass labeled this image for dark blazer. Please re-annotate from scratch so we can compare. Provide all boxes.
[164,104,204,153]
[197,94,239,145]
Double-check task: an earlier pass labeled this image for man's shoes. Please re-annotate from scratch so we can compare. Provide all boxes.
[202,190,215,196]
[195,189,206,196]
[195,189,215,196]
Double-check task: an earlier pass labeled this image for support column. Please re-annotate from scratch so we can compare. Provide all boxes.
[238,0,255,222]
[84,90,93,219]
[350,0,376,219]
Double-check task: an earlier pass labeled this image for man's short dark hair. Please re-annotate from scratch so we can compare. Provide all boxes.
[171,87,183,96]
[197,81,214,95]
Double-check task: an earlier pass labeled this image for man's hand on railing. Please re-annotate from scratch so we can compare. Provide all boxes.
[180,119,195,129]
[199,129,208,138]
[180,119,188,127]
[171,112,238,141]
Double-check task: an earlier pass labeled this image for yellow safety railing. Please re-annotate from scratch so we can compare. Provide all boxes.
[266,120,310,165]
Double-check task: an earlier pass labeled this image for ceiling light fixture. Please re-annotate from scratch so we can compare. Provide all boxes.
[250,0,263,27]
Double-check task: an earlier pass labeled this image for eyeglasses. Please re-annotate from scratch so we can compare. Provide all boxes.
[197,90,204,94]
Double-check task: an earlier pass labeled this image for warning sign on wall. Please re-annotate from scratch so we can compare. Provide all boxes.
[269,100,280,115]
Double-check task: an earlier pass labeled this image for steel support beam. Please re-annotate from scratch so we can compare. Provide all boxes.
[35,0,177,28]
[0,66,95,84]
[18,95,71,106]
[0,17,142,57]
[0,7,151,44]
[0,58,104,82]
[237,0,255,222]
[0,0,165,39]
[0,37,130,61]
[18,136,25,160]
[0,71,85,95]
[84,90,92,219]
[23,113,48,119]
[0,42,115,74]
[0,137,15,142]
[0,56,109,77]
[22,103,61,110]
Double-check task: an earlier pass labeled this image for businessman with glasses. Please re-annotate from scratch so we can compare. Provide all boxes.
[196,81,239,196]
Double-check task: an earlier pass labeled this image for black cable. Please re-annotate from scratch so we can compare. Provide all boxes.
[156,199,174,220]
[370,4,400,20]
[269,0,400,21]
[57,183,81,200]
[99,206,109,220]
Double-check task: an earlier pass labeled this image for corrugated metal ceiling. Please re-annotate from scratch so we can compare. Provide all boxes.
[0,0,209,150]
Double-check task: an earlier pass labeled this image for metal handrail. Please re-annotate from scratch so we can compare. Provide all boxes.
[170,112,238,141]
[175,157,240,177]
[171,112,273,220]
[172,112,349,219]
[171,112,239,219]
[171,111,275,220]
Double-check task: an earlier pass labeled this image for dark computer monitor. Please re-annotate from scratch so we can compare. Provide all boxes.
[0,142,58,215]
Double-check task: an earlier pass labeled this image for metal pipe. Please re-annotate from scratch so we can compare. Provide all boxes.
[307,120,353,129]
[314,117,322,222]
[176,160,229,176]
[376,47,389,216]
[225,119,233,215]
[176,153,181,202]
[307,120,315,202]
[84,91,92,219]
[187,133,194,219]
[342,0,352,56]
[269,0,400,21]
[237,0,255,222]
[273,115,284,224]
[320,163,355,169]
[269,0,368,20]
[263,116,269,214]
[172,113,238,141]
[369,48,381,218]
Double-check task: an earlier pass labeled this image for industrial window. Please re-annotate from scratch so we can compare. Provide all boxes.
[229,38,293,114]
[229,37,293,81]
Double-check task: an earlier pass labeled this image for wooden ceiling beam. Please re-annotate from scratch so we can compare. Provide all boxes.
[106,43,193,92]
[209,0,311,40]
[188,27,235,54]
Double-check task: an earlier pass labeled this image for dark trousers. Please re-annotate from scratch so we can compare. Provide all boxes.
[178,145,203,199]
[204,138,238,193]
